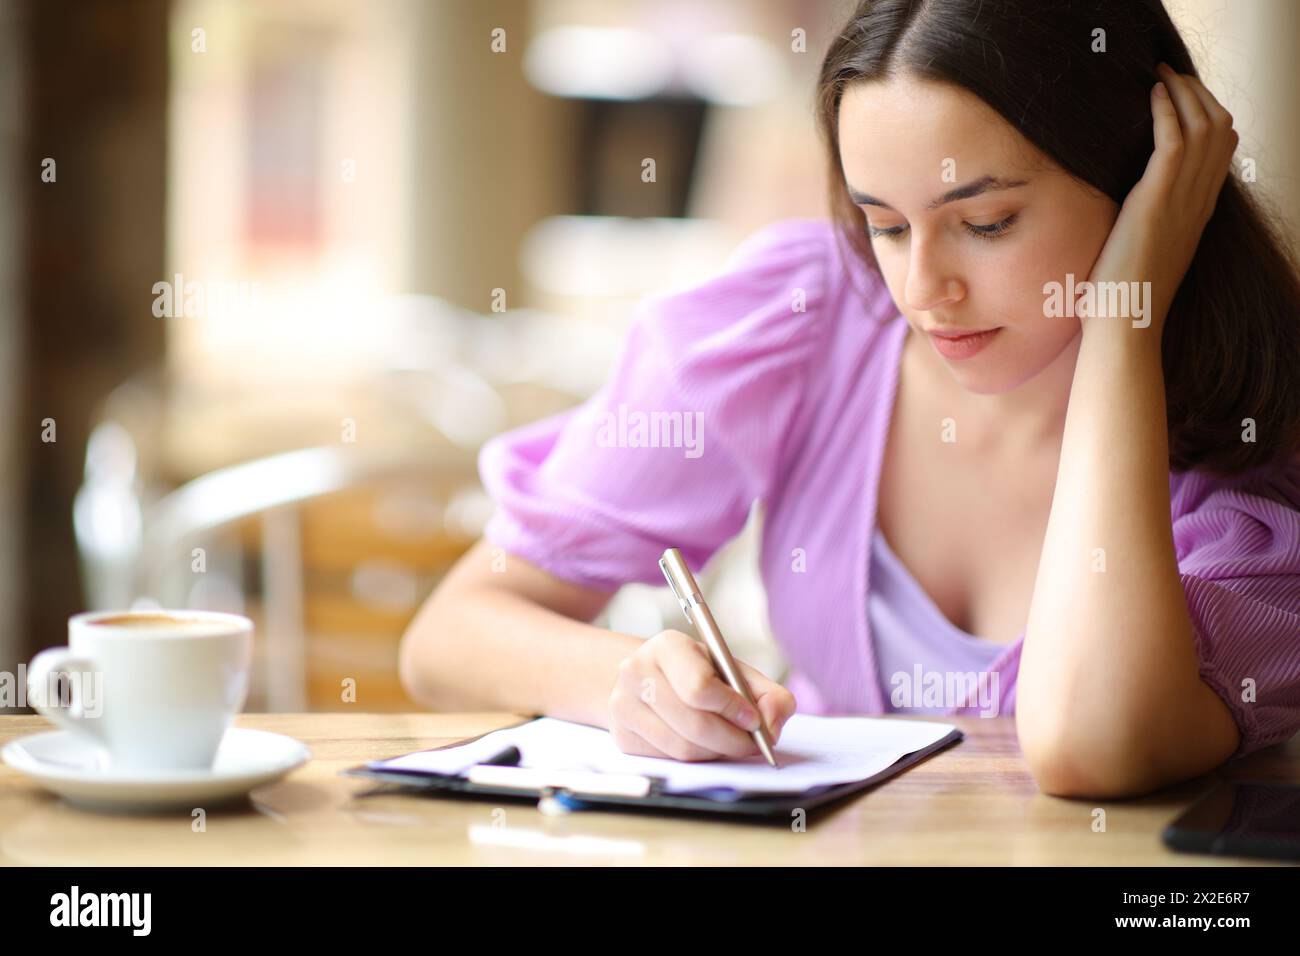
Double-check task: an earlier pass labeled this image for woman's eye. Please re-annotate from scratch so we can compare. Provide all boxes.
[866,223,907,241]
[866,213,1019,242]
[964,213,1018,240]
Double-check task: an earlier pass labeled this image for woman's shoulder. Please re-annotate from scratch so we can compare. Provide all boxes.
[642,217,837,318]
[1170,454,1300,760]
[668,216,889,308]
[720,216,842,274]
[1170,454,1300,573]
[635,217,896,379]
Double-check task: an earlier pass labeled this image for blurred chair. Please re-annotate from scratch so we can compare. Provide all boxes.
[76,427,482,710]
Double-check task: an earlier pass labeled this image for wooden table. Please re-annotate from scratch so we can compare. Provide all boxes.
[1,713,1296,866]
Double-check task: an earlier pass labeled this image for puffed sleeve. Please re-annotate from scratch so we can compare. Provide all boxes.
[477,219,836,590]
[1172,457,1300,759]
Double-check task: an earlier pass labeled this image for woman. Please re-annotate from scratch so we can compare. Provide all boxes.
[399,0,1300,798]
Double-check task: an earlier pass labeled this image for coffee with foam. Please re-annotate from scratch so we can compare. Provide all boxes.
[87,613,227,634]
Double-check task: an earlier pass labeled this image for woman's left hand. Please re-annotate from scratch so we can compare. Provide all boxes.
[1082,62,1238,339]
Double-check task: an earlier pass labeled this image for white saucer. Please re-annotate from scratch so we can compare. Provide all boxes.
[1,728,311,813]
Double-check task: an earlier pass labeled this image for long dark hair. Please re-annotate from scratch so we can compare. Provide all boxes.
[816,0,1300,475]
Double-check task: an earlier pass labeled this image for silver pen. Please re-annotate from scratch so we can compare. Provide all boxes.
[659,548,780,768]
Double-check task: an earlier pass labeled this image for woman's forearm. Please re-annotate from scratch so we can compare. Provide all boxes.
[399,582,644,730]
[1019,321,1227,795]
[1019,67,1247,798]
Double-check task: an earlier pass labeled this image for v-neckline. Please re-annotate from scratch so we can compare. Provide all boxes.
[871,527,996,645]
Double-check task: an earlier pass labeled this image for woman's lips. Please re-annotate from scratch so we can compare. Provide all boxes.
[926,327,1002,360]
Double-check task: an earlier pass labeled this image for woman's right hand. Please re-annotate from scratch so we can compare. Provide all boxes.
[607,629,797,761]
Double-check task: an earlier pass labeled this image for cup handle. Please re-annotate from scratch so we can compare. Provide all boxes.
[26,648,108,745]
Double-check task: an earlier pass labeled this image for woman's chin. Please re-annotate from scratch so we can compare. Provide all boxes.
[941,343,1073,396]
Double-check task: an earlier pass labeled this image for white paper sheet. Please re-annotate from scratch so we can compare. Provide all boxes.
[369,714,957,796]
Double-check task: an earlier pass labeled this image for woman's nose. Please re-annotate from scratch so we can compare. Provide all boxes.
[904,243,965,312]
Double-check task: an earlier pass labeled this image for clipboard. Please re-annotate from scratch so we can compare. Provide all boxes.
[342,719,964,822]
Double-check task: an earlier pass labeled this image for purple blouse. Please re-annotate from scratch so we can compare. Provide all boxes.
[478,218,1300,761]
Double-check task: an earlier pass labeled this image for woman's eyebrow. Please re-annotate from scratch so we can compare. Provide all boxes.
[847,174,1030,211]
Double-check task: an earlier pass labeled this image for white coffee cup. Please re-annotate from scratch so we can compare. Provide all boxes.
[26,610,253,771]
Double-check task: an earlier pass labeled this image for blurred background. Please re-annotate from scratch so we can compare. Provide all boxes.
[1,0,1297,714]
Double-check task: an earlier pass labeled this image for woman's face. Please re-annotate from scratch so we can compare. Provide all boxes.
[838,75,1119,394]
